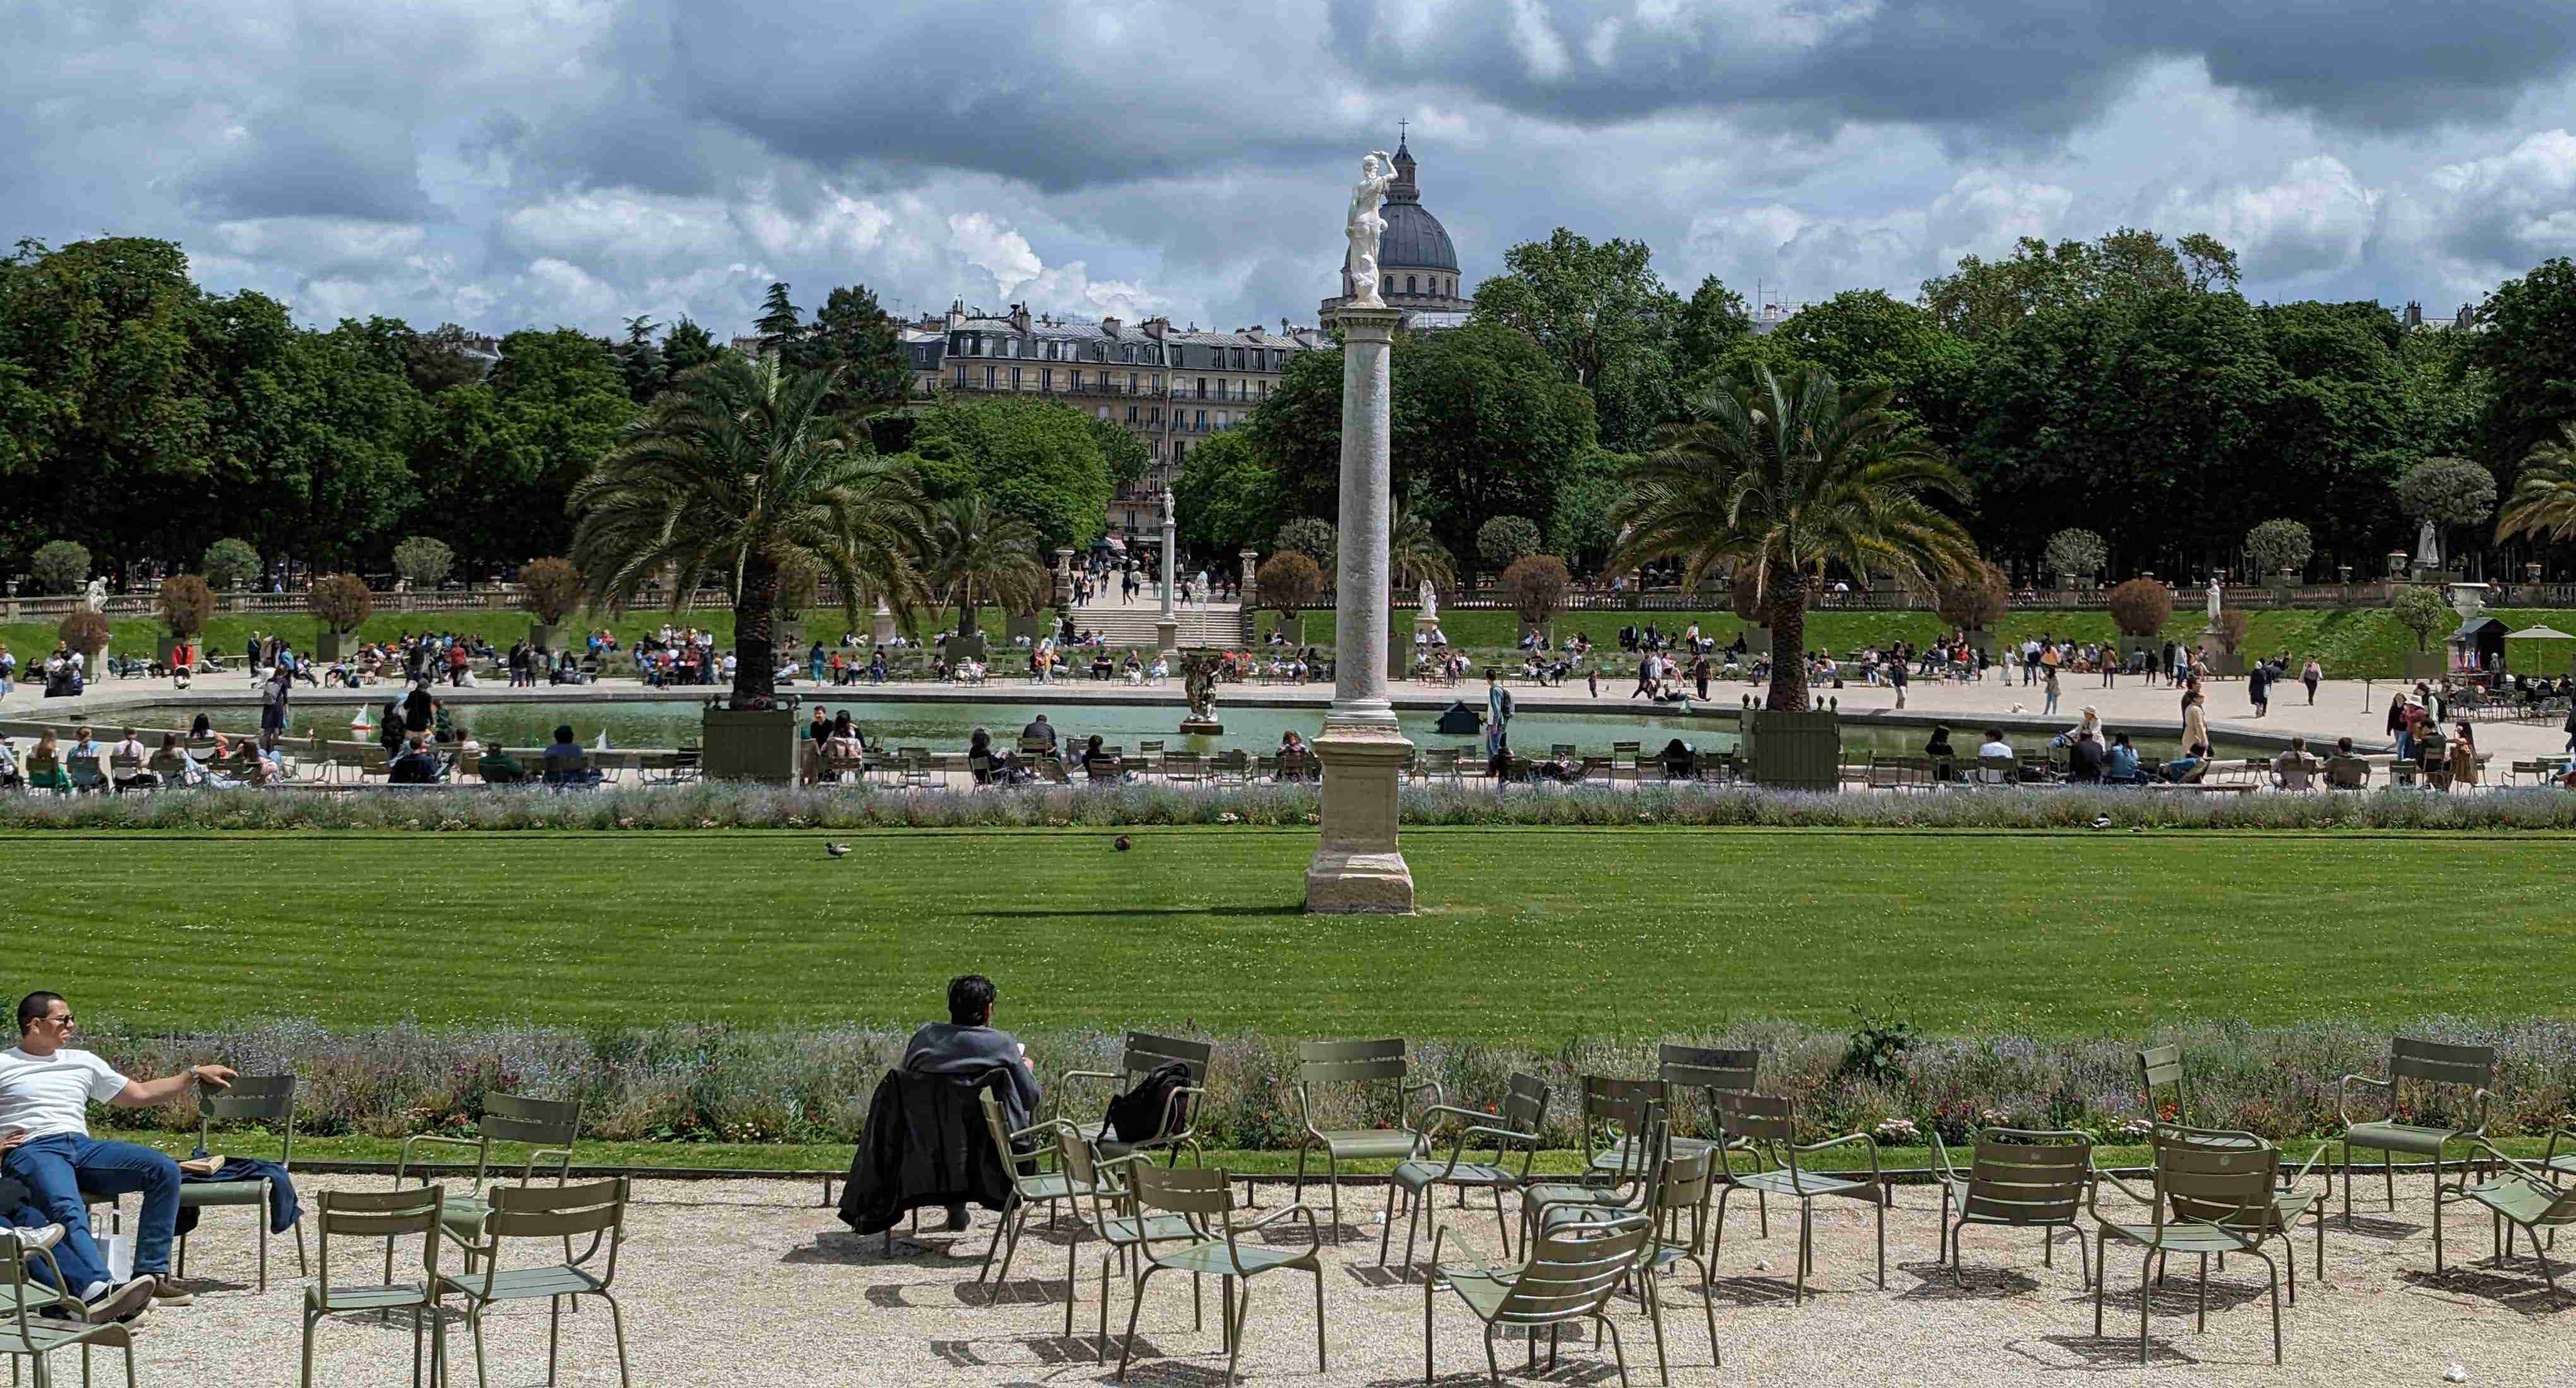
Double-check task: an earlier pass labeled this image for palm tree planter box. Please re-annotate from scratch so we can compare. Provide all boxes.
[2403,653,2445,679]
[2210,653,2250,677]
[528,623,559,652]
[157,634,184,664]
[701,705,798,781]
[315,629,350,661]
[1742,707,1840,790]
[942,634,988,664]
[1741,624,1772,656]
[1960,627,1995,657]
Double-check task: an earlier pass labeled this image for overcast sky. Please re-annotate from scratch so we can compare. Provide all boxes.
[9,0,2575,339]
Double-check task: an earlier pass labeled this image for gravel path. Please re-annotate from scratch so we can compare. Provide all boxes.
[86,1173,2572,1386]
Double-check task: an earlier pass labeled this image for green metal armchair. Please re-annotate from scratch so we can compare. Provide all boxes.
[1424,1212,1653,1388]
[1056,1031,1212,1167]
[2440,1139,2576,1298]
[1931,1127,2094,1286]
[1115,1164,1325,1387]
[2091,1134,2289,1365]
[2336,1036,2495,1225]
[1708,1089,1885,1303]
[1381,1073,1548,1269]
[1289,1039,1438,1242]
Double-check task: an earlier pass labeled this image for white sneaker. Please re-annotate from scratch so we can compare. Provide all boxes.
[85,1277,155,1325]
[4,1225,63,1252]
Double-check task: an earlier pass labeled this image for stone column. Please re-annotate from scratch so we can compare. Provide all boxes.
[1052,547,1075,611]
[1155,487,1179,656]
[1239,545,1262,643]
[1307,306,1414,913]
[870,596,897,648]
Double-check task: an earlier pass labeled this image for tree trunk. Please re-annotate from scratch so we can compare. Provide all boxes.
[1765,567,1810,712]
[958,579,979,640]
[734,551,778,707]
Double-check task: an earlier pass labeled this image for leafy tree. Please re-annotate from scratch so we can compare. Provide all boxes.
[1963,289,2283,579]
[2395,456,2497,569]
[2496,424,2576,545]
[410,329,635,567]
[1614,364,1977,711]
[1546,449,1629,574]
[753,282,802,352]
[309,573,374,634]
[2255,300,2412,569]
[57,610,109,661]
[1935,559,2008,631]
[1172,430,1282,557]
[1922,228,2234,341]
[2472,258,2576,473]
[801,285,910,417]
[2245,518,2313,576]
[661,318,722,388]
[1470,228,1678,453]
[1772,290,1975,427]
[569,353,929,708]
[1087,416,1148,494]
[2213,608,2250,654]
[1386,323,1595,566]
[392,536,455,589]
[27,540,88,594]
[1500,554,1572,628]
[2391,583,2454,652]
[2106,578,2172,637]
[2043,528,2107,583]
[922,492,1046,637]
[201,538,261,591]
[1258,550,1324,624]
[1672,274,1751,378]
[614,315,664,405]
[156,574,215,638]
[900,396,1114,552]
[1273,516,1337,571]
[1476,515,1541,572]
[403,323,488,395]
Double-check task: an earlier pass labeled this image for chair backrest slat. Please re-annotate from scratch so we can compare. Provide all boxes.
[203,1073,296,1123]
[1130,1162,1234,1218]
[1962,1130,2092,1225]
[1121,1031,1212,1084]
[481,1093,582,1148]
[1499,1072,1548,1134]
[2152,1130,2281,1235]
[1710,1088,1796,1146]
[2390,1036,2496,1088]
[1494,1219,1652,1324]
[1655,1043,1758,1096]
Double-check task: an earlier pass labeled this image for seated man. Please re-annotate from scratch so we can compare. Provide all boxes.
[2163,742,2212,783]
[1,992,236,1321]
[541,725,598,786]
[2104,733,2144,783]
[2066,729,2107,782]
[901,975,1041,1230]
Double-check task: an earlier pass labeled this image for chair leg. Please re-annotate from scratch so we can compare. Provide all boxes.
[2138,1247,2157,1365]
[2255,1249,2282,1364]
[2197,1254,2209,1332]
[1116,1267,1159,1382]
[1223,1281,1251,1385]
[1066,1219,1082,1338]
[994,1199,1029,1286]
[1313,1266,1328,1371]
[301,1309,319,1388]
[1875,1187,1887,1288]
[1601,1311,1631,1388]
[1379,1182,1404,1264]
[603,1291,631,1388]
[1645,1255,1670,1385]
[1794,1202,1810,1304]
[547,1296,562,1386]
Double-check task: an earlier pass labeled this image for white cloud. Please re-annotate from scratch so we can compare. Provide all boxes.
[2148,155,2380,283]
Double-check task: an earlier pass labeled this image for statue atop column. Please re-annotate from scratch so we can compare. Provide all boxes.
[2204,576,2222,624]
[1418,578,1437,619]
[1344,151,1395,309]
[83,576,107,613]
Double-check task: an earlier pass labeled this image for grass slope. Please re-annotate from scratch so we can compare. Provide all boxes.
[7,827,2570,1040]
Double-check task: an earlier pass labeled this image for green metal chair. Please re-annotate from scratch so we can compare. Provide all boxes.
[1114,1165,1325,1387]
[2439,1139,2576,1297]
[1381,1073,1548,1268]
[1708,1089,1885,1303]
[1577,1075,1670,1178]
[434,1177,631,1388]
[1289,1040,1438,1242]
[2139,1048,2332,1286]
[4,1228,140,1388]
[388,1093,582,1282]
[1542,1120,1724,1383]
[180,1074,307,1291]
[303,1186,446,1388]
[2336,1036,2495,1225]
[976,1089,1101,1286]
[1051,1127,1208,1359]
[1525,1093,1666,1253]
[1424,1211,1652,1388]
[1056,1032,1212,1166]
[2090,1134,2287,1365]
[1646,1045,1765,1235]
[1931,1127,2094,1286]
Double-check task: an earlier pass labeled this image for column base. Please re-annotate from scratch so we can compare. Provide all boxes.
[1156,619,1179,656]
[1305,722,1414,915]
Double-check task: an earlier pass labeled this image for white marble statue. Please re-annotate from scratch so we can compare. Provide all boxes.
[2205,576,2221,624]
[1344,151,1395,309]
[82,576,106,612]
[2417,517,2440,571]
[1419,578,1437,619]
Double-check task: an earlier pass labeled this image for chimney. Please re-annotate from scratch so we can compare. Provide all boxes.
[1244,323,1264,341]
[946,299,966,330]
[1142,316,1171,340]
[1009,303,1031,334]
[2456,303,2476,329]
[2404,300,2423,329]
[1100,316,1121,337]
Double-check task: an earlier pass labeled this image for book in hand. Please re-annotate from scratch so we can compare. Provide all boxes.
[176,1155,227,1177]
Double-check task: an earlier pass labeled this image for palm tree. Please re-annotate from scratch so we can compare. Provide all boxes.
[1611,362,1978,712]
[569,353,927,708]
[1388,505,1455,592]
[2496,423,2576,546]
[922,492,1048,639]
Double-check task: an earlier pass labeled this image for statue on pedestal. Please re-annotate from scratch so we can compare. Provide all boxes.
[2204,577,2222,624]
[2417,518,2441,573]
[83,576,107,613]
[1418,578,1438,619]
[1179,648,1224,732]
[1344,151,1395,309]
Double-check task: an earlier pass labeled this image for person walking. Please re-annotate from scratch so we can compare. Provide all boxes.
[2301,656,2322,704]
[2248,659,2272,719]
[1888,653,1909,709]
[2042,664,2061,716]
[2182,690,2209,753]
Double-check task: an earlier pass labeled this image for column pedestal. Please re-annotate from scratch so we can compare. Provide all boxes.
[1304,723,1414,914]
[870,599,897,648]
[1155,618,1179,658]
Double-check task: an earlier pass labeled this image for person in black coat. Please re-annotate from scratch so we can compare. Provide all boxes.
[899,975,1040,1231]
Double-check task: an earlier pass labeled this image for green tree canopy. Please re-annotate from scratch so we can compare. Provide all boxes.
[799,284,910,418]
[2472,257,2576,477]
[1172,430,1282,557]
[1470,227,1681,451]
[900,395,1114,552]
[1922,228,2238,340]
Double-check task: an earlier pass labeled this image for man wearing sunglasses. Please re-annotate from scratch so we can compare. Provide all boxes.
[1,992,236,1322]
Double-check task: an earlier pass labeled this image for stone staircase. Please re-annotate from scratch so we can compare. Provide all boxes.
[1066,600,1250,648]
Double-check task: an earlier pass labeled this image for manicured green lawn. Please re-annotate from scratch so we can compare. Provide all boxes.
[6,827,2571,1039]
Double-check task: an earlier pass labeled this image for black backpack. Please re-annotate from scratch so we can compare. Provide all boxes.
[1106,1060,1193,1144]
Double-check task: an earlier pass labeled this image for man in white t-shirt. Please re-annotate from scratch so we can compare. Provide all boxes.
[0,992,236,1321]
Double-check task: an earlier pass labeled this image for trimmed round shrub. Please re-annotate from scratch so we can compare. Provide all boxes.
[28,540,90,595]
[309,573,374,634]
[157,574,216,637]
[391,536,455,590]
[1500,554,1573,624]
[201,538,261,591]
[1476,515,1542,572]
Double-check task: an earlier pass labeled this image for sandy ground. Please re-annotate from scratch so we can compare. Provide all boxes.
[69,1171,2575,1387]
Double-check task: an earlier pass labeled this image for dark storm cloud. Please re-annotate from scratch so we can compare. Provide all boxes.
[1319,0,2576,144]
[182,112,432,223]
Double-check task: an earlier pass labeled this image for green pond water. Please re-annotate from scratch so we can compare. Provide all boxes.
[175,698,2260,762]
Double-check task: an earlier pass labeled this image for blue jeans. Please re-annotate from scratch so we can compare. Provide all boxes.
[3,1135,181,1290]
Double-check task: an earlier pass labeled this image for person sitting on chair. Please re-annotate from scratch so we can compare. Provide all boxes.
[389,733,442,785]
[1,992,237,1321]
[541,725,598,786]
[900,975,1041,1231]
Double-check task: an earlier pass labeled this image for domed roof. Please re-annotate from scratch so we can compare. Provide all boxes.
[1378,201,1457,271]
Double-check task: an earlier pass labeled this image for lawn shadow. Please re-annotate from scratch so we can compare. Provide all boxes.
[1893,1259,2043,1301]
[975,905,1301,920]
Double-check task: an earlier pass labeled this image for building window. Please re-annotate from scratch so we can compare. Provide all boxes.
[1230,347,1245,369]
[1152,374,1163,391]
[1196,377,1208,398]
[1383,275,1393,296]
[1127,372,1138,392]
[982,365,997,389]
[1406,275,1417,294]
[1126,405,1139,422]
[1010,367,1022,389]
[953,366,967,388]
[1194,409,1206,431]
